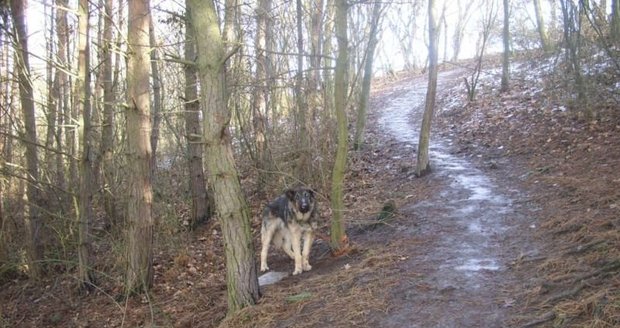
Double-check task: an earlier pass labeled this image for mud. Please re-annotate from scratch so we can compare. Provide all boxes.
[371,70,539,327]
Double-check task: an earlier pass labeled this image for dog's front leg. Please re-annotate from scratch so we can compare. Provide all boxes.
[260,224,276,272]
[290,227,303,275]
[302,230,313,271]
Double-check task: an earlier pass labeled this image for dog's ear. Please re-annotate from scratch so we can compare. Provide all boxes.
[285,189,296,201]
[307,188,315,198]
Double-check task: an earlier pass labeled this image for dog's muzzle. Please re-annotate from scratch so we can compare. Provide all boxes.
[299,203,310,213]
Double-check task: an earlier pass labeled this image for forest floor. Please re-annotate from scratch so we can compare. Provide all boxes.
[1,54,619,327]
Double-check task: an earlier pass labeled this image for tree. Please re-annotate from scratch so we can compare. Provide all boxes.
[533,0,552,52]
[612,0,620,42]
[560,0,589,116]
[76,0,94,290]
[330,0,349,252]
[452,0,475,61]
[295,0,311,183]
[464,0,498,101]
[353,1,382,150]
[415,0,439,177]
[125,0,154,294]
[183,7,210,228]
[187,0,261,314]
[252,0,273,193]
[10,0,44,279]
[100,0,118,227]
[149,18,163,179]
[501,0,510,92]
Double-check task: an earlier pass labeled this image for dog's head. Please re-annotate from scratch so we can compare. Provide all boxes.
[285,187,316,214]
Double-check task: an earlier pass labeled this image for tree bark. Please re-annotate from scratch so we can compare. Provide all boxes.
[184,7,210,228]
[76,0,94,290]
[415,0,439,177]
[11,0,44,279]
[125,0,154,294]
[330,0,349,251]
[501,0,510,92]
[188,0,260,314]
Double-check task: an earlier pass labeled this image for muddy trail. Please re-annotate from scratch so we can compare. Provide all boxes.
[247,68,541,328]
[352,69,537,327]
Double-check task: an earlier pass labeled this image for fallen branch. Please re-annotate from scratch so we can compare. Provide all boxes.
[562,239,607,256]
[544,282,584,304]
[521,311,556,327]
[570,259,620,283]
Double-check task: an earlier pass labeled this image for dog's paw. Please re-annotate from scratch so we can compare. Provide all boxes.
[260,264,269,272]
[292,268,303,275]
[302,262,312,271]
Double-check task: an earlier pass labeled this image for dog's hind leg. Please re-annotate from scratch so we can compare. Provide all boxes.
[260,223,276,272]
[302,230,313,271]
[278,231,295,260]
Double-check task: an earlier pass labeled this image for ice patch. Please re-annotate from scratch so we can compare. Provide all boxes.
[258,271,289,286]
[455,259,500,272]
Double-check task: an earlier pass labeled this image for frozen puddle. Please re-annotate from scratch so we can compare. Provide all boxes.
[378,70,516,326]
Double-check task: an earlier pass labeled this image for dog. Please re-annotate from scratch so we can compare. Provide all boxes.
[260,187,317,275]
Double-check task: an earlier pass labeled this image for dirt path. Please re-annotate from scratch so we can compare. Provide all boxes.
[370,70,539,327]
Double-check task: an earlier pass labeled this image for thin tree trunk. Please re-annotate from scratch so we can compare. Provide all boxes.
[183,7,210,228]
[125,0,154,294]
[561,0,589,116]
[295,0,310,183]
[10,0,44,279]
[330,0,349,252]
[149,18,162,179]
[612,0,620,42]
[188,0,260,314]
[416,0,439,177]
[76,0,93,289]
[534,0,552,52]
[100,0,117,228]
[353,1,382,151]
[501,0,510,92]
[252,0,273,194]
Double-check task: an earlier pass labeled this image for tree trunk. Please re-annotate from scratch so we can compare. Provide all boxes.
[501,0,510,92]
[560,0,589,117]
[415,0,439,177]
[353,1,382,151]
[100,0,117,228]
[330,0,349,252]
[612,0,620,42]
[76,0,94,289]
[452,0,474,62]
[252,0,273,194]
[125,0,154,294]
[188,0,260,314]
[295,0,311,184]
[149,18,162,179]
[534,0,552,52]
[11,0,44,279]
[184,7,210,229]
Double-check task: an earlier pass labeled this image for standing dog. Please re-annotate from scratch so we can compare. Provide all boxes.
[260,187,317,275]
